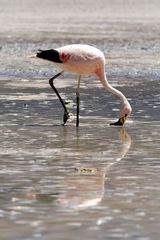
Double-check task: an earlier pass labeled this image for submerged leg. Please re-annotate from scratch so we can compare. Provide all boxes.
[76,75,81,127]
[49,71,69,125]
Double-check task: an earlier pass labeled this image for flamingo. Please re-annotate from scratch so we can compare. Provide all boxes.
[32,44,132,126]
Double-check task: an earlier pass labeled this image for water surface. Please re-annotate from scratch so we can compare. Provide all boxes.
[0,0,160,239]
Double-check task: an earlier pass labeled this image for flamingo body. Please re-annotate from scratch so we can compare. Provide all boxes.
[35,44,132,126]
[37,44,105,75]
[57,44,105,74]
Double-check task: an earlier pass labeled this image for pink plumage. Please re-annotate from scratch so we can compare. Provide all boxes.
[56,44,105,74]
[34,44,132,126]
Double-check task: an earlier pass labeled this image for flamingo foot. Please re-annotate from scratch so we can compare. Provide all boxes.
[63,111,70,125]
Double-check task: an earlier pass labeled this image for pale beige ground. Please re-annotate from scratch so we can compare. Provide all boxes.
[0,0,160,42]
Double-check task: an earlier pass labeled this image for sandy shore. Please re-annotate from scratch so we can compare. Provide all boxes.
[1,0,160,42]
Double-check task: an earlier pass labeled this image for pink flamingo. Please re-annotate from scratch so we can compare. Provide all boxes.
[33,44,132,127]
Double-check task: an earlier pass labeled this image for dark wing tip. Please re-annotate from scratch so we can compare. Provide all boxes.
[36,49,63,63]
[36,49,45,58]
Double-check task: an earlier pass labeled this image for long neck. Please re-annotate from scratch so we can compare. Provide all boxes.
[96,69,129,106]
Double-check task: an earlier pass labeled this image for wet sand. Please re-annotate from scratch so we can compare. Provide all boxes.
[0,0,160,240]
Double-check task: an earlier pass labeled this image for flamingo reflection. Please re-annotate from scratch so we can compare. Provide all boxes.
[56,128,131,209]
[11,128,131,210]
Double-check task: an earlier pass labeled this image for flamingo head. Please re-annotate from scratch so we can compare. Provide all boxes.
[110,101,132,126]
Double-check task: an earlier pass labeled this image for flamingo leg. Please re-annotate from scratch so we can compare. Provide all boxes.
[76,75,81,127]
[49,71,69,125]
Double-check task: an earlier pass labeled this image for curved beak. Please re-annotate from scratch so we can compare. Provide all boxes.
[110,115,128,126]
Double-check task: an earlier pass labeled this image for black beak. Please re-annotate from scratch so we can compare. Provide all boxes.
[110,116,127,126]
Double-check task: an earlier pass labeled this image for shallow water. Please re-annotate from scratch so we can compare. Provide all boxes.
[0,121,160,240]
[0,77,159,240]
[0,0,160,240]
